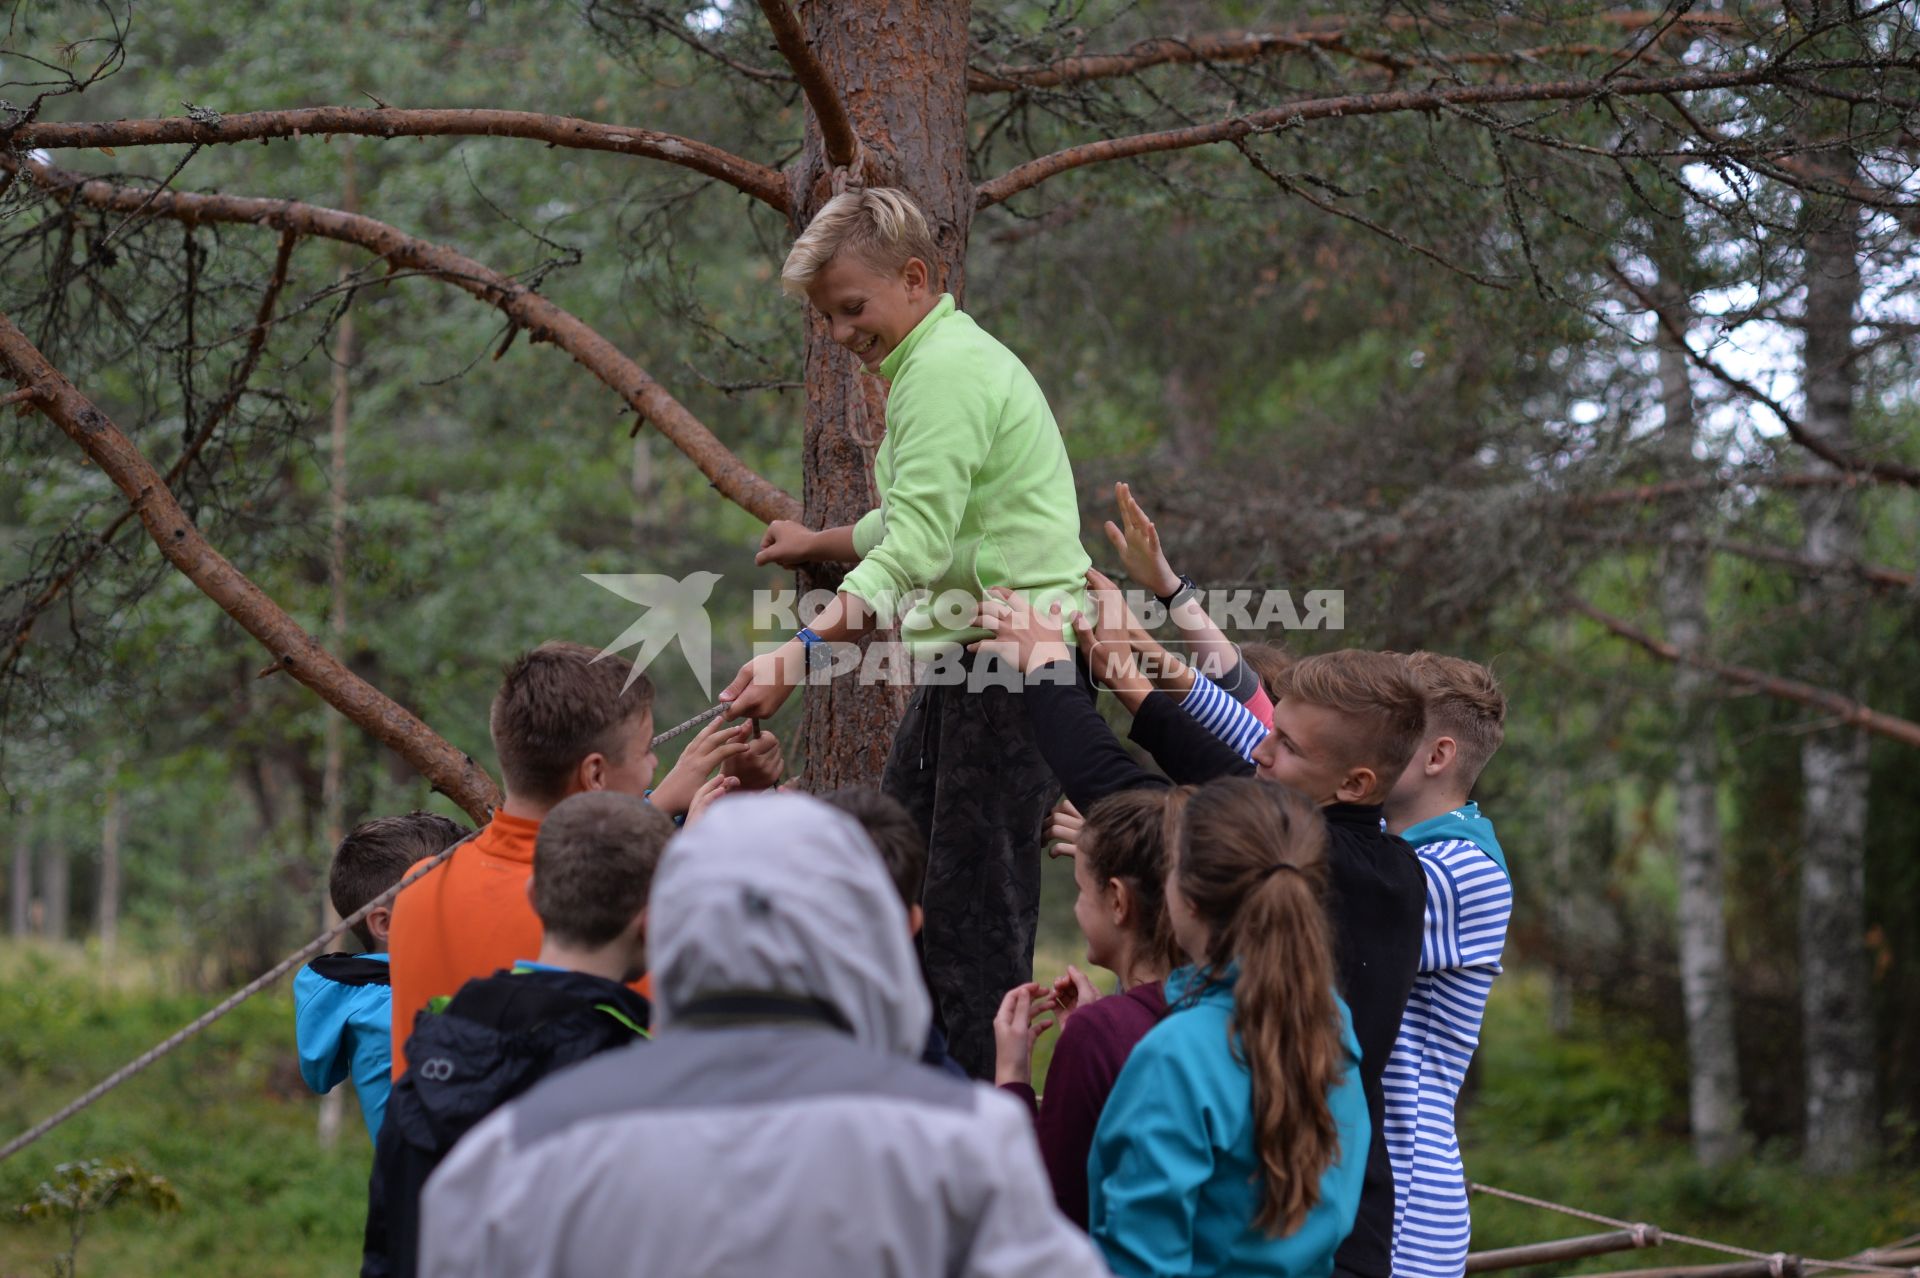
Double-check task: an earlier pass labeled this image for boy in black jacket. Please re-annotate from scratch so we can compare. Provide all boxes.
[363,791,671,1278]
[976,592,1426,1278]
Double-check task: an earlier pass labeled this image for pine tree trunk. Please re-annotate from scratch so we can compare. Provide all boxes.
[1797,183,1876,1174]
[41,840,69,942]
[785,0,971,789]
[8,799,32,939]
[99,753,123,967]
[1650,252,1743,1167]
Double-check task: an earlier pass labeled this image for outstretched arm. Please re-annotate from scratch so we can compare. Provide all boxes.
[1102,482,1242,684]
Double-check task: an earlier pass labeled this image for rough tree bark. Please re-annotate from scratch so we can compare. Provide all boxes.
[782,0,972,788]
[1649,243,1743,1167]
[1797,183,1876,1174]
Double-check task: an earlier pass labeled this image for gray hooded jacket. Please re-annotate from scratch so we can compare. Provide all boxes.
[418,795,1108,1278]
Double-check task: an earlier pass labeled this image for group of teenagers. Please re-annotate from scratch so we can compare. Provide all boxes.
[292,186,1514,1278]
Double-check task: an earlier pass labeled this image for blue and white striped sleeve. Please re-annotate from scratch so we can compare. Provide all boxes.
[1417,840,1513,976]
[1177,672,1269,763]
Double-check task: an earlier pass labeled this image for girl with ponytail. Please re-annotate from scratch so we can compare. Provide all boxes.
[1088,776,1369,1277]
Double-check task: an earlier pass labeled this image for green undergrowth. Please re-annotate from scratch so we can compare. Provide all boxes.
[3,929,1914,1277]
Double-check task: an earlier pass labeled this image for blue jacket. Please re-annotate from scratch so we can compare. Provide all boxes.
[294,953,395,1141]
[1089,965,1370,1278]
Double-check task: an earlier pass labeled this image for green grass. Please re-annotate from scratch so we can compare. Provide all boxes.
[2,878,1915,1277]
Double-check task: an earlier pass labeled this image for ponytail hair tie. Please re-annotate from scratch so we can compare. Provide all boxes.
[1255,860,1301,884]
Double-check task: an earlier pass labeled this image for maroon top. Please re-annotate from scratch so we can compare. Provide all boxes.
[1000,980,1170,1229]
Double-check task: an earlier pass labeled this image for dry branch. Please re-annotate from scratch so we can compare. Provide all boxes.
[0,311,502,820]
[1564,472,1870,509]
[2,228,301,677]
[16,156,802,524]
[1467,1229,1662,1273]
[1570,596,1920,749]
[975,60,1892,208]
[755,0,859,169]
[965,12,1749,91]
[12,107,789,212]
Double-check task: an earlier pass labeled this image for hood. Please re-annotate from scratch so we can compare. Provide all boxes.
[647,794,930,1059]
[1400,801,1508,877]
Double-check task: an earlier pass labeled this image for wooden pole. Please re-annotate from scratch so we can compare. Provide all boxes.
[1597,1258,1804,1278]
[1468,1229,1663,1273]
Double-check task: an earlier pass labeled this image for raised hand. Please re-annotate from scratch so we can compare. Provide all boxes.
[649,716,754,816]
[683,773,741,828]
[1046,798,1084,860]
[992,982,1058,1088]
[1102,481,1181,599]
[723,725,785,790]
[1077,567,1145,685]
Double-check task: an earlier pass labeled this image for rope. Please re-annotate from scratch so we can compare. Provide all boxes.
[1470,1183,1920,1277]
[0,703,729,1165]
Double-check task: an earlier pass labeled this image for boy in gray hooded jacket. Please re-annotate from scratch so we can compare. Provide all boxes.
[418,794,1106,1278]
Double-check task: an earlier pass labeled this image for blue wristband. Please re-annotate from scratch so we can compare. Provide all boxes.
[797,627,823,649]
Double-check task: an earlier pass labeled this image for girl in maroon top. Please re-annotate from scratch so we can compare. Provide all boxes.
[993,788,1190,1228]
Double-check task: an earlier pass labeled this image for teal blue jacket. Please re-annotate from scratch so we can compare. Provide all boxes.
[1400,801,1508,876]
[1088,965,1370,1278]
[294,953,394,1141]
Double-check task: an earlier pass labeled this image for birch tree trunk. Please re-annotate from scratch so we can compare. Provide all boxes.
[99,753,123,967]
[1650,247,1743,1167]
[41,840,69,942]
[1797,183,1876,1174]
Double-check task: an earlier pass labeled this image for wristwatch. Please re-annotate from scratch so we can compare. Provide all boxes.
[1155,572,1200,611]
[797,627,832,675]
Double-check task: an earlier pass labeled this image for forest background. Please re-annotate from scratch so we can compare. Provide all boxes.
[2,0,1918,1273]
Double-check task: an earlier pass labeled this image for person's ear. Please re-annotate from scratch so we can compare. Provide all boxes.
[525,877,537,907]
[907,903,924,937]
[364,906,393,946]
[1337,765,1379,804]
[577,751,610,793]
[629,906,650,949]
[1106,877,1134,930]
[902,256,929,297]
[1427,737,1457,778]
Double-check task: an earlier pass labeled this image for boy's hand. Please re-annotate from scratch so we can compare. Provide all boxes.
[683,773,741,829]
[649,717,754,816]
[755,520,818,568]
[1046,798,1084,860]
[1079,568,1144,685]
[720,642,803,722]
[992,982,1057,1088]
[971,588,1072,673]
[722,726,784,790]
[1104,481,1181,599]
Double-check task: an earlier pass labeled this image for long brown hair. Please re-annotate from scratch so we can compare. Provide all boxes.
[1175,777,1343,1236]
[1082,789,1188,975]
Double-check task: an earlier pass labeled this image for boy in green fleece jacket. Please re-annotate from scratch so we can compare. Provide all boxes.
[720,187,1089,1077]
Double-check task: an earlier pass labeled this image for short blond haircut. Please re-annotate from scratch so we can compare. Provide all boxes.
[1404,651,1506,787]
[1273,649,1428,786]
[781,187,940,296]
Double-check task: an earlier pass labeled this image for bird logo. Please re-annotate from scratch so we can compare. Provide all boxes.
[585,571,723,698]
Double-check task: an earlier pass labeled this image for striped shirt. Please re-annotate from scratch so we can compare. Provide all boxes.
[1382,836,1511,1278]
[1178,672,1268,762]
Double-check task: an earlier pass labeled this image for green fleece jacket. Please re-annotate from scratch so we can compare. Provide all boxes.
[845,294,1090,653]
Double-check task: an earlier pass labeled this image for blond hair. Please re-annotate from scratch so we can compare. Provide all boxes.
[1273,650,1428,790]
[1404,651,1506,787]
[781,187,940,296]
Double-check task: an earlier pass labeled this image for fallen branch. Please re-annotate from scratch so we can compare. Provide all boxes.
[1569,596,1920,749]
[18,155,802,524]
[12,106,789,212]
[756,0,859,169]
[1468,1228,1662,1273]
[975,58,1897,208]
[0,310,502,819]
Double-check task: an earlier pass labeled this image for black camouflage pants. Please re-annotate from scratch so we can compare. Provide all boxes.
[882,655,1064,1080]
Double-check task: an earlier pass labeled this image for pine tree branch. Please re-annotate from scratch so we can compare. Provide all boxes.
[755,0,859,169]
[0,310,503,819]
[974,58,1900,209]
[1566,528,1914,592]
[1,228,301,678]
[12,155,803,524]
[10,106,789,212]
[1569,595,1920,749]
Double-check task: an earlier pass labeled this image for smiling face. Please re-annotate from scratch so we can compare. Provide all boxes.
[1072,842,1127,972]
[1250,698,1375,806]
[804,250,936,369]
